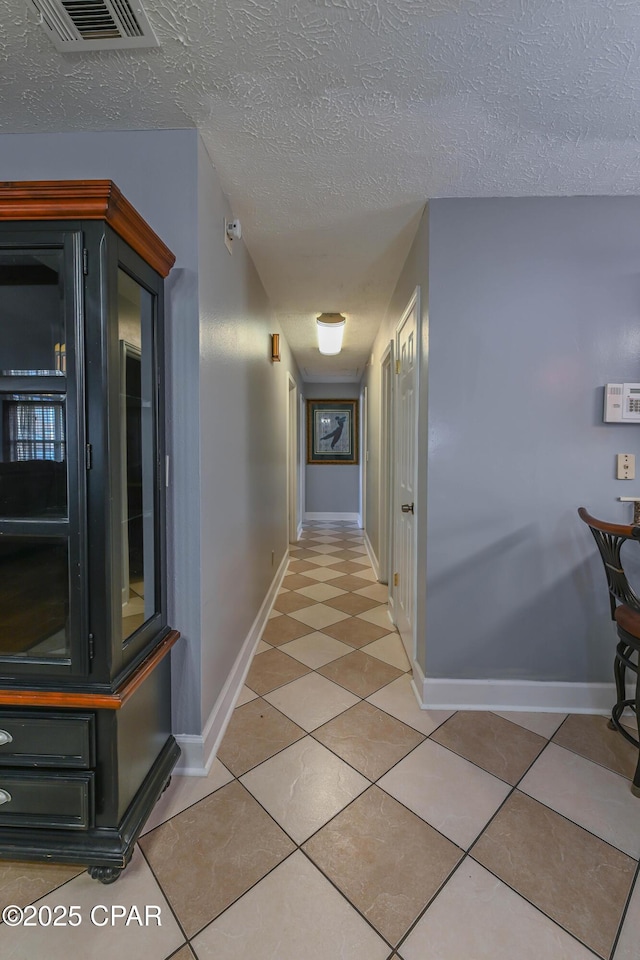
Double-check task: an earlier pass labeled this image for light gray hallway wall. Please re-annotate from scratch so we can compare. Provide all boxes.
[304,382,361,515]
[427,197,640,684]
[197,139,304,727]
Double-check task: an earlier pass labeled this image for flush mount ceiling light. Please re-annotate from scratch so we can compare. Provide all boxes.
[316,313,346,356]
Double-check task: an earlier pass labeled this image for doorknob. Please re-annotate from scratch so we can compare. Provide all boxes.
[401,503,414,514]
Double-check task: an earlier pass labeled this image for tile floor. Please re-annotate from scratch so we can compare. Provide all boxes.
[1,519,640,959]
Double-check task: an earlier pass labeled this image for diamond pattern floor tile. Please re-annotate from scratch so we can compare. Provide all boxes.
[313,700,424,779]
[356,605,394,629]
[142,758,234,834]
[323,592,382,615]
[191,851,389,960]
[140,781,295,938]
[240,737,369,843]
[262,614,315,645]
[0,860,84,916]
[294,582,347,602]
[493,710,567,739]
[297,566,344,582]
[277,631,353,668]
[361,633,411,672]
[519,742,640,857]
[320,616,394,647]
[273,592,319,614]
[367,675,454,736]
[303,785,462,945]
[400,858,598,960]
[9,521,637,960]
[378,739,511,849]
[287,559,318,572]
[613,871,640,960]
[0,848,185,960]
[552,714,638,780]
[330,574,377,592]
[245,647,312,695]
[354,583,390,602]
[472,791,636,959]
[283,573,316,590]
[430,710,546,785]
[264,671,359,731]
[317,649,404,697]
[287,603,351,629]
[217,698,305,776]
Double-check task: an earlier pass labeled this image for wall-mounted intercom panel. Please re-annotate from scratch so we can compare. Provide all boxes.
[604,383,640,422]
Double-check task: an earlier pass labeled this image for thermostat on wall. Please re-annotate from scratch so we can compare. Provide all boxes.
[604,383,640,422]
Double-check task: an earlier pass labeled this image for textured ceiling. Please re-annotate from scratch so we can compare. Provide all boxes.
[4,0,640,379]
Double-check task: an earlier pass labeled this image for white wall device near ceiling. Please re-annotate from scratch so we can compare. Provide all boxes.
[31,0,159,51]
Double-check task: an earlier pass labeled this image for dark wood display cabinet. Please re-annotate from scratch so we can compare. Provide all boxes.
[0,181,180,883]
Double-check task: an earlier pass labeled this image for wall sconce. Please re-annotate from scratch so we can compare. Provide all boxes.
[316,313,346,355]
[271,333,281,362]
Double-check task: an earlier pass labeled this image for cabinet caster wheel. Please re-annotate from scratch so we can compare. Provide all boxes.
[88,865,122,885]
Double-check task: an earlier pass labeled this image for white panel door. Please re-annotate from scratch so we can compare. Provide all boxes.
[393,291,419,661]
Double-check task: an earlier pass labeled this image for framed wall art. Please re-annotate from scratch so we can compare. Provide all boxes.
[306,398,359,465]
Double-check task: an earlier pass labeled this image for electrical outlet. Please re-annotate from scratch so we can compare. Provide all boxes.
[617,453,636,480]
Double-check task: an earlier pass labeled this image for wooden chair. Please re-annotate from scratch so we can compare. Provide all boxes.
[578,507,640,796]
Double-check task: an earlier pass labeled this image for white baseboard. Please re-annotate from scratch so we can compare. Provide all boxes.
[297,521,303,540]
[363,529,380,581]
[174,548,290,775]
[304,512,361,525]
[414,661,633,715]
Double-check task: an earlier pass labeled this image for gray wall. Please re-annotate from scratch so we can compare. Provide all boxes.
[305,382,361,515]
[366,196,640,685]
[426,197,640,684]
[0,131,302,736]
[196,138,303,726]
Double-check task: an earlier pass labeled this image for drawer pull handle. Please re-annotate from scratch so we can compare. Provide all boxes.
[0,731,13,746]
[0,789,12,805]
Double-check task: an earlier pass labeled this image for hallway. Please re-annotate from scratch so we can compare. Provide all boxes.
[1,519,640,959]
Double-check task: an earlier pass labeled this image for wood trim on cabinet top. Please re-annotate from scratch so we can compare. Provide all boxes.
[0,631,180,710]
[0,180,176,277]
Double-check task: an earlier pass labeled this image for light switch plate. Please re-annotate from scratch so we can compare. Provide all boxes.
[617,453,635,480]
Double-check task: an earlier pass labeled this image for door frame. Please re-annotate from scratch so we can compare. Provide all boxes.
[360,385,368,530]
[287,373,298,543]
[298,391,305,539]
[378,340,394,586]
[390,286,421,664]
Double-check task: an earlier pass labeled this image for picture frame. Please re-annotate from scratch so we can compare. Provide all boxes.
[306,399,359,465]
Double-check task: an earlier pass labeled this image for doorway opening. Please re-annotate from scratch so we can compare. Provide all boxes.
[287,374,298,544]
[390,287,421,665]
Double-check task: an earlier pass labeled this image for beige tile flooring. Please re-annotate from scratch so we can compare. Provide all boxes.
[1,519,640,959]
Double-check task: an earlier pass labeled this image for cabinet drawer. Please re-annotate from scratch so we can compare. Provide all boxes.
[0,712,94,768]
[0,770,94,830]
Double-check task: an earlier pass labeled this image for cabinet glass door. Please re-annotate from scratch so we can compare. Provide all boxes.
[118,269,158,643]
[0,243,81,664]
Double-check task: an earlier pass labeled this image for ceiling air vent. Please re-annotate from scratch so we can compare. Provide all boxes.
[31,0,159,51]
